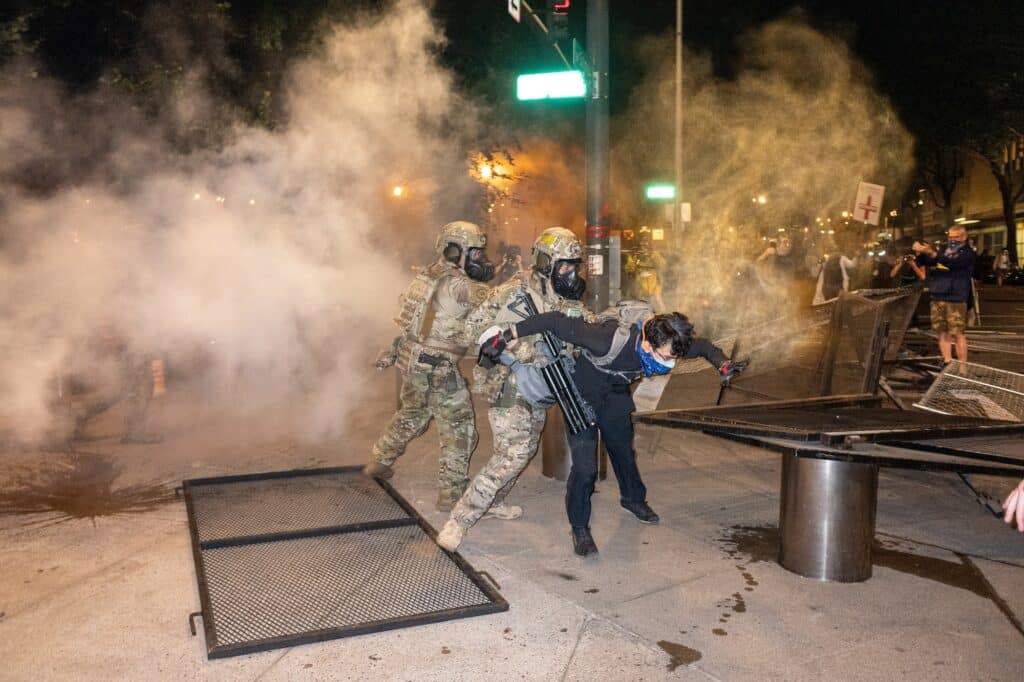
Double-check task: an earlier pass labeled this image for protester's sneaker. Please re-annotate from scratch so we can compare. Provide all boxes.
[483,503,523,520]
[621,500,660,524]
[363,462,394,480]
[571,527,599,557]
[437,520,464,552]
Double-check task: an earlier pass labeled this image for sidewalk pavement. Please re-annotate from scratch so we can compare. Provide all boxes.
[1,372,1023,681]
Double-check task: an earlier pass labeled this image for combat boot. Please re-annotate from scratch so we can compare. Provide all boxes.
[483,503,523,520]
[363,462,394,480]
[437,519,464,552]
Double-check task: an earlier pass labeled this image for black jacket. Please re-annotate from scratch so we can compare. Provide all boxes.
[917,244,976,303]
[515,312,728,410]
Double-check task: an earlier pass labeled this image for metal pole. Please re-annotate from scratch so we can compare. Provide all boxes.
[585,0,610,313]
[673,0,683,245]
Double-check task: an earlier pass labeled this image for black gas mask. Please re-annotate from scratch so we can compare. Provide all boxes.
[551,259,586,300]
[464,247,495,282]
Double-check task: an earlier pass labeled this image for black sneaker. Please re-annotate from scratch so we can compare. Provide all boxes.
[571,527,599,557]
[621,500,660,524]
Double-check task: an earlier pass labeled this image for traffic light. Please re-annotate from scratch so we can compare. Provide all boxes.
[548,0,570,42]
[516,70,586,100]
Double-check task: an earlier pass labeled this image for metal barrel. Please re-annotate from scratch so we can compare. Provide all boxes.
[778,453,879,583]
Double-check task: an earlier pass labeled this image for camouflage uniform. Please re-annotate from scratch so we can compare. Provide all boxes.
[371,257,489,504]
[450,267,594,531]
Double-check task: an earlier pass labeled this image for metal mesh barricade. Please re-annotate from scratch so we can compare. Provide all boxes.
[183,467,507,659]
[915,361,1024,421]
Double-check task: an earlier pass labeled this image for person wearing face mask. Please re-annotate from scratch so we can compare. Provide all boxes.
[433,227,596,545]
[364,221,495,511]
[445,309,744,557]
[913,225,976,365]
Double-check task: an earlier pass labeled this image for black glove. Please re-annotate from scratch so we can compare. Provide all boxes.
[478,328,516,369]
[719,358,749,386]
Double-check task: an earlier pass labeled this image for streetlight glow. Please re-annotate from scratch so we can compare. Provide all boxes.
[392,185,405,197]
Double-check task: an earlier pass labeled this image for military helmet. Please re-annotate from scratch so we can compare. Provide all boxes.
[436,221,487,258]
[532,227,582,275]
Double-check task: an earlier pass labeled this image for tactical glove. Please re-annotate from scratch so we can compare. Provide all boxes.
[477,326,515,369]
[374,337,401,370]
[719,358,749,386]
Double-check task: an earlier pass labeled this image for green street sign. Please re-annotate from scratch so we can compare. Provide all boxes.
[645,184,676,200]
[516,70,586,100]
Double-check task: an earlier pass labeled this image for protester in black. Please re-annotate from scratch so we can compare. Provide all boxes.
[480,311,743,556]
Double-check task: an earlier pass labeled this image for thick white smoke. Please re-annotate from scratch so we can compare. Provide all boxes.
[0,2,481,443]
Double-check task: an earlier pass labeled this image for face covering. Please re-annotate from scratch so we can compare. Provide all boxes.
[551,260,586,300]
[464,247,495,282]
[636,325,676,377]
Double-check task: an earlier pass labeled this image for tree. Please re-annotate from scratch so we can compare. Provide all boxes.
[916,143,963,232]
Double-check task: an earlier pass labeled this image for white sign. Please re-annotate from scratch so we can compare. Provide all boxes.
[508,0,521,22]
[587,254,604,276]
[652,228,665,241]
[662,202,692,222]
[854,182,885,226]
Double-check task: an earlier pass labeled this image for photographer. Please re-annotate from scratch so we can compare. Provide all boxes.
[913,226,976,364]
[890,252,926,287]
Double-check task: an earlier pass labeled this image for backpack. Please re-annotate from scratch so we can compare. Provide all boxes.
[583,299,655,377]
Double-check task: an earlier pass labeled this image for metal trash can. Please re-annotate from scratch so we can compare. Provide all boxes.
[778,453,879,582]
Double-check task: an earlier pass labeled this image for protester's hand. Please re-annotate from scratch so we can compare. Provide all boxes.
[1003,479,1024,532]
[719,358,749,386]
[477,326,516,368]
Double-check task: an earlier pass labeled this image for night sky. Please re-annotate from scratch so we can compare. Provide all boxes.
[3,1,1022,153]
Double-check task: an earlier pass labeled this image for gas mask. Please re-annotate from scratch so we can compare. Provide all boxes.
[551,259,586,300]
[464,247,495,282]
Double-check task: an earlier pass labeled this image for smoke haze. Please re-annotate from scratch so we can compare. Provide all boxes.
[612,18,915,334]
[0,2,481,443]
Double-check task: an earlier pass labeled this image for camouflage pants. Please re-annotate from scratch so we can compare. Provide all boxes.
[450,401,547,530]
[372,363,477,499]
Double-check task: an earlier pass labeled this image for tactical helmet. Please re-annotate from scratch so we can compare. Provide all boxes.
[436,221,494,282]
[436,221,487,257]
[532,227,586,300]
[532,227,583,274]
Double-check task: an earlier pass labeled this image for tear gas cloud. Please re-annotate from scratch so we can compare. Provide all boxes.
[612,19,915,339]
[0,2,482,444]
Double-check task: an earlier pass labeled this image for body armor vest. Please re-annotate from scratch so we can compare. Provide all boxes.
[394,260,477,359]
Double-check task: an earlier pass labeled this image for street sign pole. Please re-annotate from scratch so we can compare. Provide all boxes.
[585,0,610,313]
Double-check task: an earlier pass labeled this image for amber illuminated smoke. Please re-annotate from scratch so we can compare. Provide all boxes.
[0,2,481,443]
[612,19,914,333]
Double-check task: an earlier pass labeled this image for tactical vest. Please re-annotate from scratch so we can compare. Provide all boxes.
[394,260,477,359]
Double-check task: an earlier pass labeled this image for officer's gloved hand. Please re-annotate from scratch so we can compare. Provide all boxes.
[374,347,398,370]
[719,358,749,386]
[477,326,515,369]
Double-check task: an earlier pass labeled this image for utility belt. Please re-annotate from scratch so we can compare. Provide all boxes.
[396,338,464,375]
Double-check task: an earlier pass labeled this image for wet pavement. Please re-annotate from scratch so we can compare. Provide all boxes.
[1,358,1023,681]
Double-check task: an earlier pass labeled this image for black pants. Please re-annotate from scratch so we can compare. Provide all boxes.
[565,390,647,529]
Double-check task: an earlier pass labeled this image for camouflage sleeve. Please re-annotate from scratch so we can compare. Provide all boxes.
[434,275,473,319]
[464,283,514,344]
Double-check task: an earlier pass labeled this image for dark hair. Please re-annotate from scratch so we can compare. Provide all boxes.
[644,313,694,358]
